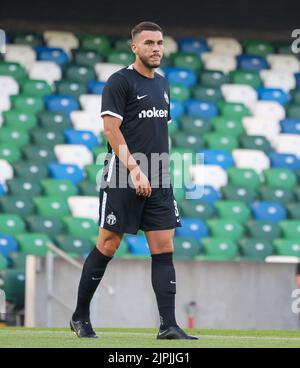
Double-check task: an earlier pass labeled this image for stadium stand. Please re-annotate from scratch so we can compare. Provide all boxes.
[0,31,300,317]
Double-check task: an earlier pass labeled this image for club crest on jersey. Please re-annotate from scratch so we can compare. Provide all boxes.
[164,91,169,104]
[106,212,117,225]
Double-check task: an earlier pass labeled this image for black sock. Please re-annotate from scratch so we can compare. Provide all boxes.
[73,247,112,321]
[151,252,178,330]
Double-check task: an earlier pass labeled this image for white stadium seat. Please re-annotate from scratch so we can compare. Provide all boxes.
[94,62,124,81]
[43,30,77,41]
[221,84,257,108]
[47,36,79,55]
[260,70,296,92]
[0,94,11,113]
[4,45,36,70]
[207,37,242,56]
[163,36,178,56]
[0,160,14,185]
[68,196,99,221]
[201,52,237,74]
[189,164,228,190]
[0,76,19,97]
[232,149,270,174]
[249,101,286,120]
[271,134,300,157]
[54,144,93,168]
[242,117,281,140]
[266,54,300,73]
[79,94,102,113]
[29,61,62,85]
[70,111,104,136]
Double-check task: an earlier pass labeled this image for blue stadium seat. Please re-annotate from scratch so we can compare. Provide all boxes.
[268,152,300,171]
[44,95,80,115]
[64,129,99,149]
[169,100,184,120]
[250,201,287,222]
[175,218,208,241]
[35,46,69,66]
[295,73,300,89]
[199,149,234,169]
[185,99,218,118]
[257,87,290,105]
[126,235,150,256]
[280,119,300,134]
[185,185,221,204]
[48,163,84,185]
[87,80,106,95]
[0,233,18,259]
[0,184,5,197]
[177,37,209,54]
[164,67,197,87]
[237,55,268,71]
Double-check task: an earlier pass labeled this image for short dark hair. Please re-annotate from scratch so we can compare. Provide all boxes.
[131,21,163,40]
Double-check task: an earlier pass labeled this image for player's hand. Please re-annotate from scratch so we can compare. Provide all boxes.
[130,167,152,197]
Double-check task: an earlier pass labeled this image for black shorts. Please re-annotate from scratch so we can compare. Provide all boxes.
[98,185,182,234]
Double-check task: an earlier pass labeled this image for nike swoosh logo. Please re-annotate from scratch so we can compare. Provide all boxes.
[158,330,168,336]
[92,277,102,281]
[137,95,147,100]
[170,281,176,284]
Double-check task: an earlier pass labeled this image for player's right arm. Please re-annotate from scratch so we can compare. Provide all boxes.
[101,73,151,197]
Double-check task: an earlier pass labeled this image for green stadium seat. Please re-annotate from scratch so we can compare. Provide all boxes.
[171,131,204,150]
[80,34,111,56]
[215,200,251,224]
[33,196,70,219]
[0,214,26,235]
[179,116,212,135]
[114,38,131,51]
[229,70,262,88]
[92,146,109,161]
[211,117,244,136]
[38,111,71,131]
[274,239,300,257]
[114,239,129,258]
[107,50,135,65]
[0,269,25,310]
[2,110,38,131]
[192,86,222,102]
[73,49,103,67]
[63,217,98,238]
[291,90,300,104]
[239,238,274,260]
[172,52,202,72]
[247,221,281,240]
[0,196,34,217]
[204,133,239,151]
[11,95,44,114]
[0,144,21,164]
[26,216,65,240]
[6,178,42,197]
[221,185,258,203]
[22,145,56,163]
[260,187,295,206]
[179,200,215,220]
[41,179,78,197]
[0,128,30,148]
[263,168,297,190]
[200,70,229,88]
[13,160,48,180]
[207,219,245,242]
[227,168,261,189]
[21,79,52,97]
[172,187,186,202]
[17,233,51,256]
[168,120,179,137]
[239,135,272,152]
[244,40,274,56]
[9,252,27,269]
[173,237,201,259]
[64,64,96,84]
[0,254,8,270]
[78,180,99,196]
[55,235,93,256]
[201,237,238,260]
[279,221,300,239]
[286,104,300,119]
[217,102,250,119]
[55,80,87,98]
[170,84,190,101]
[84,164,104,184]
[30,128,65,147]
[0,61,26,81]
[13,33,43,47]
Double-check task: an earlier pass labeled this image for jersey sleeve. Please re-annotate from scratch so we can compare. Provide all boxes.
[100,73,128,121]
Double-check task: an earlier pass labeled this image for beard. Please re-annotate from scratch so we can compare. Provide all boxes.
[139,54,161,69]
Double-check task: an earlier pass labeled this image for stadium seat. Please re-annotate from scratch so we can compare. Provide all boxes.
[29,61,62,85]
[221,185,258,203]
[38,111,71,131]
[9,252,26,269]
[239,238,274,261]
[179,200,215,220]
[244,40,274,56]
[41,179,78,197]
[175,218,208,241]
[250,201,287,222]
[68,196,98,220]
[237,55,268,71]
[268,152,300,171]
[94,62,123,81]
[215,200,251,224]
[3,110,38,131]
[63,217,98,238]
[6,178,42,197]
[201,237,238,260]
[206,37,242,56]
[256,87,289,105]
[4,44,36,70]
[172,52,202,72]
[107,50,135,65]
[171,131,204,150]
[0,144,21,164]
[200,70,229,88]
[177,37,208,55]
[33,196,70,219]
[64,64,96,84]
[260,70,296,92]
[207,219,245,241]
[173,237,201,259]
[239,135,272,153]
[242,117,280,140]
[170,84,190,102]
[204,133,239,151]
[0,76,19,96]
[73,50,103,68]
[0,214,26,236]
[0,196,34,217]
[272,134,300,156]
[48,163,84,184]
[199,149,233,169]
[263,168,297,190]
[287,203,300,219]
[247,221,281,240]
[26,216,65,240]
[13,33,42,47]
[279,221,300,239]
[260,187,294,206]
[54,144,93,168]
[13,160,48,180]
[217,101,250,119]
[80,34,111,55]
[266,54,300,73]
[36,46,69,66]
[211,116,244,137]
[164,67,197,87]
[201,52,237,74]
[227,167,261,189]
[229,70,262,88]
[221,84,257,108]
[11,94,44,114]
[280,119,300,135]
[64,129,99,149]
[185,99,218,118]
[70,111,104,136]
[0,61,27,81]
[162,36,178,56]
[0,254,8,270]
[17,233,51,256]
[0,233,18,259]
[55,80,87,98]
[22,79,52,97]
[189,164,228,190]
[0,269,25,310]
[44,95,80,115]
[232,149,270,174]
[274,239,300,257]
[0,94,11,113]
[126,235,150,257]
[55,235,93,256]
[192,85,222,102]
[23,145,56,163]
[78,180,99,196]
[79,94,102,113]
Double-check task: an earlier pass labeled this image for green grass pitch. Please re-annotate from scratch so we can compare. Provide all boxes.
[1,328,300,348]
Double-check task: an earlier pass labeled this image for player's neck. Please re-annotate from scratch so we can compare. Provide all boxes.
[133,60,155,79]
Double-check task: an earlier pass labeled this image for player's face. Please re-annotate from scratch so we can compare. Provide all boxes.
[132,30,164,68]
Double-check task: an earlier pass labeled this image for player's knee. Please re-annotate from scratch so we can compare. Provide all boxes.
[97,236,120,257]
[151,240,174,254]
